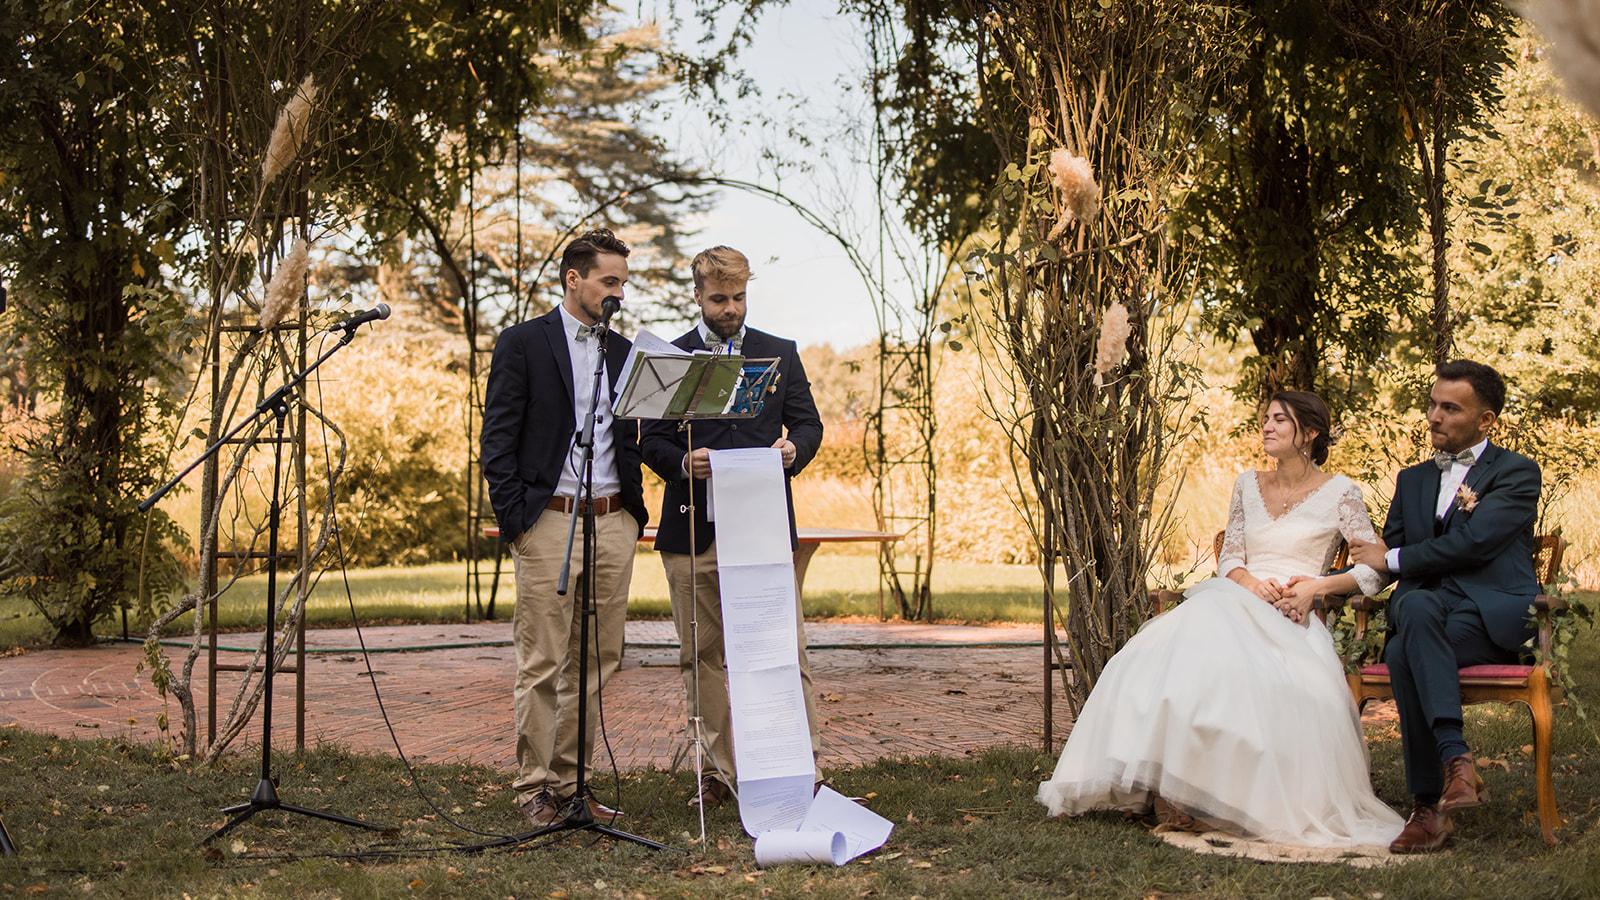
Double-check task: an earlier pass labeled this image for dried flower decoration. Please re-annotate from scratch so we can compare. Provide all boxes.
[1093,301,1131,387]
[259,238,309,331]
[1527,0,1600,120]
[1456,483,1479,515]
[262,76,318,186]
[1047,148,1100,238]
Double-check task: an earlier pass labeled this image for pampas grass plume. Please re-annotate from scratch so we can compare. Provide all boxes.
[262,76,318,185]
[1528,0,1600,119]
[259,238,309,330]
[1048,148,1100,232]
[1093,301,1131,387]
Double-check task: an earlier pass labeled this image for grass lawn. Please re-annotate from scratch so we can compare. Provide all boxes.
[0,553,1054,649]
[2,634,1598,899]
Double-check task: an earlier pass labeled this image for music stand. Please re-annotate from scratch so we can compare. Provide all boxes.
[614,349,781,844]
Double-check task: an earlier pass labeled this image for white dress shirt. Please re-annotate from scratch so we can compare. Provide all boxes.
[1387,437,1489,573]
[555,304,620,499]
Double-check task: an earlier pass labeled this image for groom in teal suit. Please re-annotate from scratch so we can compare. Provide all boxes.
[1349,360,1541,854]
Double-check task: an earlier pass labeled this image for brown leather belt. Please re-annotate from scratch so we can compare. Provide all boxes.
[546,495,622,516]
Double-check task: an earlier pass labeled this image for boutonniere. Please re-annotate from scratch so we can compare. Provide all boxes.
[1456,484,1479,514]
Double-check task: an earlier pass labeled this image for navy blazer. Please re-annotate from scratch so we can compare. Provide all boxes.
[479,308,648,542]
[639,326,823,555]
[1382,442,1541,652]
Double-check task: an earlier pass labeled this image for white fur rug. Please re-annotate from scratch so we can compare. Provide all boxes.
[1155,828,1424,868]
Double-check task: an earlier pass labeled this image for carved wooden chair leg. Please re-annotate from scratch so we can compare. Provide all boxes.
[1528,668,1561,845]
[1346,673,1362,708]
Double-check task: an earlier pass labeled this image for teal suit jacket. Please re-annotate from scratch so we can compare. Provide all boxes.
[1381,442,1541,652]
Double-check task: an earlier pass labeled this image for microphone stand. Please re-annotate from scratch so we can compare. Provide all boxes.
[517,301,666,851]
[0,809,15,856]
[142,322,390,845]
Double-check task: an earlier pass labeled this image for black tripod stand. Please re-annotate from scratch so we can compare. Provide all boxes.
[510,300,666,852]
[142,319,391,845]
[0,809,15,856]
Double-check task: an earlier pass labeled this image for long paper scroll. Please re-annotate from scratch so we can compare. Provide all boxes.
[708,448,892,865]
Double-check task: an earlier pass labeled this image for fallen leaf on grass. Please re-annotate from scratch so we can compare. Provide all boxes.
[408,878,426,890]
[912,861,934,869]
[1476,757,1510,772]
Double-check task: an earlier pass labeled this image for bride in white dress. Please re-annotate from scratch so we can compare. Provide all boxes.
[1038,391,1405,848]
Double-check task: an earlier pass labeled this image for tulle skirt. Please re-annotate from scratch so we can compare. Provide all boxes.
[1037,577,1404,848]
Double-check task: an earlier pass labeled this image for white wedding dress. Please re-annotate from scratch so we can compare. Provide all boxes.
[1037,472,1405,848]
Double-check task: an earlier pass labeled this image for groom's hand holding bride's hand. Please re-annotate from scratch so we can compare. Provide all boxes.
[1275,576,1321,624]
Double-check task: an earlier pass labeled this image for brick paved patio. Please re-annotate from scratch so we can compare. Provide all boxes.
[0,620,1073,772]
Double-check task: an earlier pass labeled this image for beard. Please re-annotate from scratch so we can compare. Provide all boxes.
[706,314,745,339]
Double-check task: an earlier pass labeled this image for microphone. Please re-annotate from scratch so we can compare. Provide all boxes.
[333,303,390,331]
[598,295,622,325]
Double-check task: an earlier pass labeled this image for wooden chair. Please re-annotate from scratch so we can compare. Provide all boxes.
[1343,535,1569,845]
[1148,531,1348,622]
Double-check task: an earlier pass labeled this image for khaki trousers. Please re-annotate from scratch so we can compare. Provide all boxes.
[510,508,635,805]
[662,540,823,787]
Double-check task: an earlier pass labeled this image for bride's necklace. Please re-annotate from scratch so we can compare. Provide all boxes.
[1267,465,1320,516]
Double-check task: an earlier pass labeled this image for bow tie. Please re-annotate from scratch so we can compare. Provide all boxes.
[1433,448,1476,470]
[704,333,742,354]
[573,323,601,342]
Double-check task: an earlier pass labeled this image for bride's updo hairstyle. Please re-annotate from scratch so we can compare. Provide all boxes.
[1268,390,1335,465]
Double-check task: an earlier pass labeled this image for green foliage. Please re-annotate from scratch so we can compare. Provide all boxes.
[1176,0,1425,407]
[308,331,470,567]
[1450,33,1600,421]
[0,1,204,644]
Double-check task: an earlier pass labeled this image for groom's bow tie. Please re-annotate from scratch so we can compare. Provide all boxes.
[1433,448,1476,470]
[573,323,601,342]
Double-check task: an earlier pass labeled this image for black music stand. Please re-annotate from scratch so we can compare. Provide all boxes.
[141,323,391,845]
[614,349,781,843]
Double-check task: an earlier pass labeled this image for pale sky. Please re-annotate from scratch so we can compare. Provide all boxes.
[627,0,884,350]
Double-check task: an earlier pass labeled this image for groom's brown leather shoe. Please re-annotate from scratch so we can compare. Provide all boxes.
[1389,803,1452,854]
[1439,754,1489,813]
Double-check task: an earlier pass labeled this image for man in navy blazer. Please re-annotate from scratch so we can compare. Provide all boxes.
[639,246,825,809]
[1349,360,1541,853]
[480,229,647,828]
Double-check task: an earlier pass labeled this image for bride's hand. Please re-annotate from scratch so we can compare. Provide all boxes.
[1251,578,1285,603]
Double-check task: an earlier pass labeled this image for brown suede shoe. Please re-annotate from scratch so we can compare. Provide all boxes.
[1389,803,1452,854]
[517,790,561,828]
[1439,754,1488,813]
[688,774,733,809]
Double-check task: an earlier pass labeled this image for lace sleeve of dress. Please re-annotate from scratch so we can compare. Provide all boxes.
[1217,475,1248,578]
[1335,482,1386,596]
